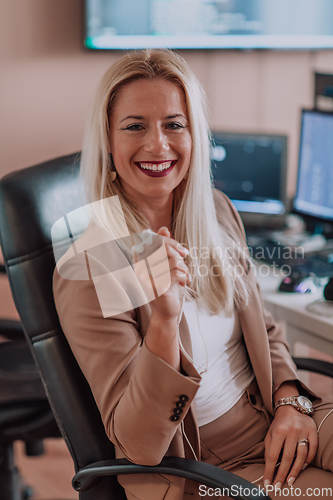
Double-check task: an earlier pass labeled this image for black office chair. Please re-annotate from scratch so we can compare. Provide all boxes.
[0,267,61,500]
[0,153,331,500]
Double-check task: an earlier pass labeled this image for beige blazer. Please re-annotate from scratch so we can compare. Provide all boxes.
[53,189,310,500]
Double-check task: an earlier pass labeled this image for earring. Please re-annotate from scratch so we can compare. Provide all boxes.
[109,154,117,182]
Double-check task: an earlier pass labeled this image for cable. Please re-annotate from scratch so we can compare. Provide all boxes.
[181,420,199,462]
[178,293,208,376]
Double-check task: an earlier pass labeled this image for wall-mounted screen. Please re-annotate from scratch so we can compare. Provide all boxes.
[84,0,333,50]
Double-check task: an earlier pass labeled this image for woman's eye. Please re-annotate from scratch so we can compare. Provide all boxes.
[125,124,144,131]
[166,122,184,130]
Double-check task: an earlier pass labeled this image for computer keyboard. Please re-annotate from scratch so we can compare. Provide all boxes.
[247,235,333,278]
[294,254,333,278]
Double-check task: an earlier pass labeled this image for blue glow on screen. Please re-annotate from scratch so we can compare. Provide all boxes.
[85,35,333,50]
[232,199,285,215]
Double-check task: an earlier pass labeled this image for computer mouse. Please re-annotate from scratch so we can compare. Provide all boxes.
[278,272,317,293]
[324,277,333,301]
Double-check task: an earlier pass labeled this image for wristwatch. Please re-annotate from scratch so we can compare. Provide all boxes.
[274,395,314,415]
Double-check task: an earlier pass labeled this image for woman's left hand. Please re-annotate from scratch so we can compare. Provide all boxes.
[263,406,318,488]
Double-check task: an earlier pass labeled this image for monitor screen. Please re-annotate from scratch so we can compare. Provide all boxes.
[293,110,333,224]
[84,0,333,50]
[210,132,287,227]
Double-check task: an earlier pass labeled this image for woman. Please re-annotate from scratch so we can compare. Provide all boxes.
[53,49,333,499]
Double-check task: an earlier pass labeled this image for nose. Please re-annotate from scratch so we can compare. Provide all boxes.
[143,126,169,156]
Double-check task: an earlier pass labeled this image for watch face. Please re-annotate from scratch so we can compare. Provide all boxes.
[297,396,313,410]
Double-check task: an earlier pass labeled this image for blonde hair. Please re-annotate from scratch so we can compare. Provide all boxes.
[81,49,249,315]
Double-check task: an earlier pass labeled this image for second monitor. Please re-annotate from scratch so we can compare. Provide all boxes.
[210,132,288,229]
[293,109,333,230]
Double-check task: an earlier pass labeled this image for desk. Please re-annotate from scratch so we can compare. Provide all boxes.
[256,265,333,357]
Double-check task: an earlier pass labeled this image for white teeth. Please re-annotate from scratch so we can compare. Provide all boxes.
[138,161,173,171]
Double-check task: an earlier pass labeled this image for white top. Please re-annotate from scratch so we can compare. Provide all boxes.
[183,300,254,427]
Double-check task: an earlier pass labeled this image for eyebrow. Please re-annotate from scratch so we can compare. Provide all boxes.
[120,115,143,123]
[166,113,187,119]
[120,113,187,123]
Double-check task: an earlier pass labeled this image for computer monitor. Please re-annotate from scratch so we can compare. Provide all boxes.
[293,109,333,229]
[210,132,288,229]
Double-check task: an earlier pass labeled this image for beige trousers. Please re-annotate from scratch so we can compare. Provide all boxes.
[185,379,333,499]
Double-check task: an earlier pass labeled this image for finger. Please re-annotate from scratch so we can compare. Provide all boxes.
[169,254,188,269]
[285,440,309,487]
[286,429,318,487]
[144,237,190,292]
[157,228,189,257]
[264,434,284,486]
[139,238,187,277]
[154,253,188,277]
[164,244,188,262]
[163,257,190,287]
[170,260,191,285]
[151,227,181,251]
[169,240,189,258]
[273,437,298,488]
[151,255,189,288]
[305,428,318,468]
[157,226,170,236]
[173,268,188,287]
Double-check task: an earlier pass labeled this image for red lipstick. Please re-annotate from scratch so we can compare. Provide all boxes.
[135,160,177,178]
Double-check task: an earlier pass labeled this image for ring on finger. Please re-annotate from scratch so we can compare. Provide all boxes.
[298,439,308,447]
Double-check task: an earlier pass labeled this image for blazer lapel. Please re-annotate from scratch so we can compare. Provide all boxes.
[137,302,151,338]
[239,272,273,413]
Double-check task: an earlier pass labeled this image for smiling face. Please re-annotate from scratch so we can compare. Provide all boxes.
[109,78,192,207]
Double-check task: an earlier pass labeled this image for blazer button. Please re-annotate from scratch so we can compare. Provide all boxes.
[249,394,256,405]
[179,395,189,402]
[173,408,183,416]
[176,401,185,408]
[170,415,180,422]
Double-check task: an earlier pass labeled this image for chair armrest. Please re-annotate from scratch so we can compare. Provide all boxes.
[72,457,270,500]
[0,319,25,341]
[293,357,333,379]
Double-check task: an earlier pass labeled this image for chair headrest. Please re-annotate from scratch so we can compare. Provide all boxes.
[0,153,83,263]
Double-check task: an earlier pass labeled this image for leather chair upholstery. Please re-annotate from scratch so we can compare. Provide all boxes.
[0,153,331,499]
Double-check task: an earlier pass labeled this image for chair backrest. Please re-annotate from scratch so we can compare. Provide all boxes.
[0,154,126,500]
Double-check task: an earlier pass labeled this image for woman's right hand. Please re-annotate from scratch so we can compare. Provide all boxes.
[149,227,191,322]
[133,227,190,370]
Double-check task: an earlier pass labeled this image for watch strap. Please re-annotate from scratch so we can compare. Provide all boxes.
[275,396,298,410]
[274,396,313,414]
